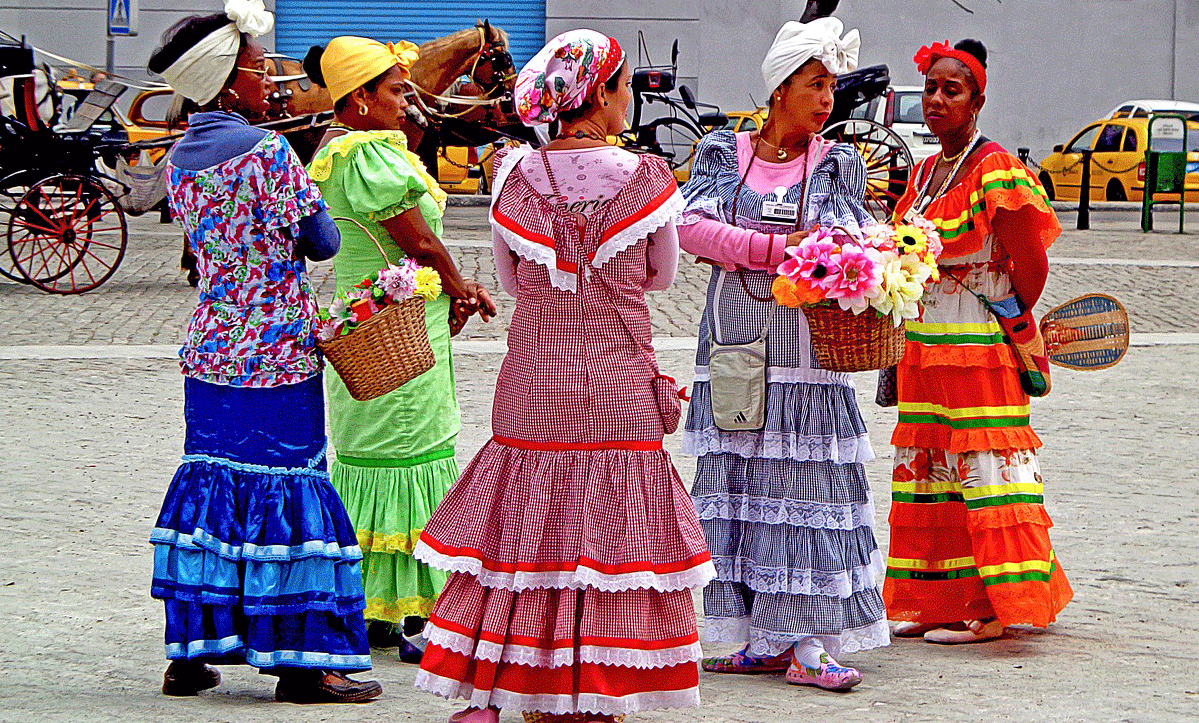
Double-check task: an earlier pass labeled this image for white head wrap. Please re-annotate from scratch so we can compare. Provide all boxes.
[761,17,860,96]
[158,0,274,106]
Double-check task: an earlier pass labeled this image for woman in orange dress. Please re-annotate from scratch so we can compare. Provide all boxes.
[884,39,1073,644]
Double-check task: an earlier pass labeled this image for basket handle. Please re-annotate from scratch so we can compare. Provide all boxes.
[332,216,394,267]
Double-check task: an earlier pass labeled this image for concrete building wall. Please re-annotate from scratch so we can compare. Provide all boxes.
[551,0,1191,160]
[2,0,275,84]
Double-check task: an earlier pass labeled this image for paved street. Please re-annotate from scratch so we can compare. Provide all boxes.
[1,207,1197,722]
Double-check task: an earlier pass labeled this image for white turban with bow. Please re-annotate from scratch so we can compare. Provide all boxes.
[761,17,860,95]
[159,0,274,105]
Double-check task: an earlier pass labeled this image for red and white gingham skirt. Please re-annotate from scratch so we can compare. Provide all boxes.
[414,438,714,714]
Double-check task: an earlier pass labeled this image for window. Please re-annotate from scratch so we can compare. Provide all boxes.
[1094,124,1124,152]
[893,92,924,124]
[739,117,758,132]
[849,97,879,122]
[1123,129,1138,152]
[1066,125,1101,152]
[1113,105,1134,119]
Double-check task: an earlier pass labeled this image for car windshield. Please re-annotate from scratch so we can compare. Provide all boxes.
[893,92,924,124]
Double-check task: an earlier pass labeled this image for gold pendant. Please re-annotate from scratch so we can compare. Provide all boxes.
[778,148,788,161]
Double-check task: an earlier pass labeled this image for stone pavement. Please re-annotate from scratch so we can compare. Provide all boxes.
[1,207,1197,722]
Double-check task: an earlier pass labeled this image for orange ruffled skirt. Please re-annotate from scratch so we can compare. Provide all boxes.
[885,307,1073,627]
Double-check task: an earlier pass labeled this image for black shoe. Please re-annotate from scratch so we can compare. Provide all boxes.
[275,671,383,704]
[162,660,221,696]
[366,620,406,649]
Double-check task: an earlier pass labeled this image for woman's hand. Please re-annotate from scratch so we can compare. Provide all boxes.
[785,224,821,247]
[447,280,497,335]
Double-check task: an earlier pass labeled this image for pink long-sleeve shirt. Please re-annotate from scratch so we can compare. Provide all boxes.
[678,133,833,271]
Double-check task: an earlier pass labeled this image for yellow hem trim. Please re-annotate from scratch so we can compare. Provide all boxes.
[977,552,1056,578]
[364,596,436,623]
[898,402,1031,418]
[907,320,1002,334]
[887,555,977,571]
[358,528,424,554]
[960,482,1044,500]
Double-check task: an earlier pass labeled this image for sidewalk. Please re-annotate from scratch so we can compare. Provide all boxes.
[0,210,1195,722]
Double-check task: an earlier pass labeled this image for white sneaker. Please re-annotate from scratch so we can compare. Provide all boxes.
[923,619,1004,644]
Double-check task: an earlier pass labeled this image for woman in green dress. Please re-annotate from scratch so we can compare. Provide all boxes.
[302,36,496,661]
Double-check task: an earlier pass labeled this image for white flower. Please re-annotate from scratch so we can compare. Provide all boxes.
[871,252,925,325]
[328,296,352,324]
[224,0,273,37]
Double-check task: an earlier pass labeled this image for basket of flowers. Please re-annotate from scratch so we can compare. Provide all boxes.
[771,220,943,372]
[315,219,442,401]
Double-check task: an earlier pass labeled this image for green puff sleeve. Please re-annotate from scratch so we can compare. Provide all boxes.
[341,139,430,221]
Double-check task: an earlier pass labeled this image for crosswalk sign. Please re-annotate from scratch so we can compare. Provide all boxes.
[108,0,139,37]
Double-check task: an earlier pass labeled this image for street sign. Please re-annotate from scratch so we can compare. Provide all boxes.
[107,0,139,37]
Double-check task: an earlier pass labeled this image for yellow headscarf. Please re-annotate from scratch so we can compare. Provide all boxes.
[321,36,420,103]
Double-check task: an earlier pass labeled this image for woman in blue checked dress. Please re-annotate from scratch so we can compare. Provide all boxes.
[678,18,889,691]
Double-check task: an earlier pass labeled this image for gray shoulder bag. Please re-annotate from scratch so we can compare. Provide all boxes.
[706,137,810,431]
[708,273,776,431]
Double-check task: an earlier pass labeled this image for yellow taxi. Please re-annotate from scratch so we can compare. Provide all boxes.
[725,107,768,134]
[1038,117,1199,202]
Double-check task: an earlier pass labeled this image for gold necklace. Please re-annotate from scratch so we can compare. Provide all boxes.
[757,133,809,161]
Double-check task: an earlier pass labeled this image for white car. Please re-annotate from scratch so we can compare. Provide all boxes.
[849,85,940,161]
[1107,99,1199,121]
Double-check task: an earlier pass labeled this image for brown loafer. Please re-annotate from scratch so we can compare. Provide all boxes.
[275,670,383,704]
[162,660,221,696]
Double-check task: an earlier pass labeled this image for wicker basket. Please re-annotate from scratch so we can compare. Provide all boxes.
[316,217,435,401]
[803,304,906,372]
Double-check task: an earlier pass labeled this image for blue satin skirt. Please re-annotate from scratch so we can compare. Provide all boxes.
[150,375,371,671]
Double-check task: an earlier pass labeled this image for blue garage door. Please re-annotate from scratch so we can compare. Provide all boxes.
[274,0,546,72]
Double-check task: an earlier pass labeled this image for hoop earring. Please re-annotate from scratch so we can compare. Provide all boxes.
[358,104,368,116]
[219,89,239,113]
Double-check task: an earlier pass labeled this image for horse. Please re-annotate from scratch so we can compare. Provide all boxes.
[267,19,533,173]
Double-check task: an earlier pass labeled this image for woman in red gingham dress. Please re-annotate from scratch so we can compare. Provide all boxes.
[413,30,714,723]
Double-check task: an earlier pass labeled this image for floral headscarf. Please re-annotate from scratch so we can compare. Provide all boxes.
[514,29,624,126]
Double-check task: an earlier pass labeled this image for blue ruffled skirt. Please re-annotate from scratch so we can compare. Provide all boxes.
[150,375,371,671]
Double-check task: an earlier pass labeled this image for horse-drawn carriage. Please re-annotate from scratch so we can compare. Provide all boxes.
[0,36,131,294]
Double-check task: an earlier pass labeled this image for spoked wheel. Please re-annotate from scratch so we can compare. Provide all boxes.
[651,117,705,172]
[823,119,914,222]
[7,174,128,294]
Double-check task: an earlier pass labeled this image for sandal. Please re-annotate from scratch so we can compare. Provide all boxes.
[923,618,1004,644]
[892,621,943,638]
[785,652,862,691]
[701,645,792,674]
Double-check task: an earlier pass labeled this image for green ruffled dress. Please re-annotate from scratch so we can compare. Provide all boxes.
[308,130,459,623]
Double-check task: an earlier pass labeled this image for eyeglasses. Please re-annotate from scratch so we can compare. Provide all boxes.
[237,66,271,77]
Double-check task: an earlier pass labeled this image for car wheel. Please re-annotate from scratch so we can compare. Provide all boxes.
[1039,172,1055,201]
[1106,180,1127,202]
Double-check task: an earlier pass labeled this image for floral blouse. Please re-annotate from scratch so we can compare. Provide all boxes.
[167,132,327,387]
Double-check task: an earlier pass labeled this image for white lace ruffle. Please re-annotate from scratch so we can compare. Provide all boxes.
[414,541,717,593]
[691,365,852,387]
[591,190,684,269]
[682,427,874,464]
[709,548,886,598]
[677,196,723,226]
[424,624,702,669]
[490,145,684,295]
[692,494,876,530]
[703,617,892,657]
[415,669,702,714]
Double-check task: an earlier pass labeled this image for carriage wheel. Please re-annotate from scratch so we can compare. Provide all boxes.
[7,174,128,294]
[653,117,705,171]
[823,119,914,222]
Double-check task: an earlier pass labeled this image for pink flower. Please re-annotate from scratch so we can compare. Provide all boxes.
[860,224,896,251]
[826,243,884,313]
[778,228,842,293]
[376,261,418,301]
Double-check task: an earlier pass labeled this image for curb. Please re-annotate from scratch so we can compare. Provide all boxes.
[1051,201,1199,212]
[446,195,490,207]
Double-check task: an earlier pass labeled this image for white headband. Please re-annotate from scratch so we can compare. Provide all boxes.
[158,0,273,106]
[761,17,860,96]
